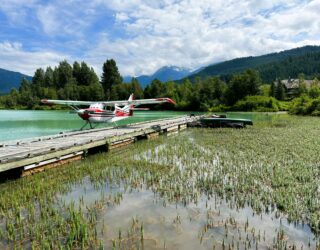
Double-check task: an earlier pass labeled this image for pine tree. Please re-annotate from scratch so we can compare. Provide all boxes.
[275,79,285,100]
[19,78,33,108]
[44,67,54,87]
[101,59,123,99]
[72,61,81,83]
[32,68,45,97]
[57,60,74,89]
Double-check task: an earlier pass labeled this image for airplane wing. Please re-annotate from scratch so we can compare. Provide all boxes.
[101,97,176,106]
[41,99,96,106]
[41,97,176,106]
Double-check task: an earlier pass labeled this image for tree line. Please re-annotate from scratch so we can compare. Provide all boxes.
[0,59,263,110]
[0,59,319,115]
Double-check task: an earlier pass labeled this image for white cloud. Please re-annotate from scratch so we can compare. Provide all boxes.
[0,0,38,24]
[0,41,68,75]
[0,0,98,37]
[36,2,98,37]
[115,12,130,22]
[84,0,320,76]
[1,0,320,77]
[36,5,59,35]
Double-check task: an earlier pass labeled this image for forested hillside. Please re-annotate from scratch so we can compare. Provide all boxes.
[0,59,264,111]
[0,68,32,94]
[257,51,320,82]
[0,54,319,116]
[186,45,320,83]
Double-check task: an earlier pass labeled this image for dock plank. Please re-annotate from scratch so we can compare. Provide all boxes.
[0,116,200,173]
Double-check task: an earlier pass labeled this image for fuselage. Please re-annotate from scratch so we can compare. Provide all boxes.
[77,103,131,123]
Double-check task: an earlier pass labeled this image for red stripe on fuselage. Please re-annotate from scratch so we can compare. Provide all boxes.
[78,108,104,120]
[115,109,130,117]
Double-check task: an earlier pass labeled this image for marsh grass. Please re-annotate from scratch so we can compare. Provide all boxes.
[0,114,319,249]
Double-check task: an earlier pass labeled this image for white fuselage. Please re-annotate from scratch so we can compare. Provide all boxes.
[77,103,131,123]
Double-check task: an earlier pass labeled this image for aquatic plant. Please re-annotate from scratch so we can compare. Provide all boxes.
[0,114,319,249]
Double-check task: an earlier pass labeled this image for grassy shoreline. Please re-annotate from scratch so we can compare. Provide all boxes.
[0,114,319,249]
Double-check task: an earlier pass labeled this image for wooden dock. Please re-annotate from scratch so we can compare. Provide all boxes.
[0,115,200,176]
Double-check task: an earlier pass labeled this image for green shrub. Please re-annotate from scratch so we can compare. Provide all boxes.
[232,96,280,112]
[209,104,230,112]
[289,95,320,116]
[278,101,290,111]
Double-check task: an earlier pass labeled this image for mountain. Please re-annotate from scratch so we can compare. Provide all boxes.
[0,68,32,94]
[185,45,320,83]
[124,66,193,87]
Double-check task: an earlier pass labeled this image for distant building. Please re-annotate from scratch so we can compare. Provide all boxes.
[276,78,318,96]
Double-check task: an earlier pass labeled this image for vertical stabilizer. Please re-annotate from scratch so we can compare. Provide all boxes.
[129,93,134,116]
[114,94,134,117]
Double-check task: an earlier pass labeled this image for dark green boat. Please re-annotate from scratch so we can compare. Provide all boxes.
[199,115,253,128]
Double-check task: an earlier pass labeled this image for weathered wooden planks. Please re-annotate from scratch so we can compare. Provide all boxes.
[0,116,200,175]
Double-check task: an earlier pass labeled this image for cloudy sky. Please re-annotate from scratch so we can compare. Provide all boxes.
[0,0,319,77]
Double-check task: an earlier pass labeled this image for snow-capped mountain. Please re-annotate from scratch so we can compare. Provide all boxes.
[123,66,193,88]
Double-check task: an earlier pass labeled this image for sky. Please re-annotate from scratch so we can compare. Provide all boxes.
[0,0,320,77]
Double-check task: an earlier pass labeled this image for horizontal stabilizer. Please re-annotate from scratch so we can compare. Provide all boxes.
[131,108,150,110]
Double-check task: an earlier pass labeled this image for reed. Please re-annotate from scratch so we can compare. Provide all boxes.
[0,114,318,248]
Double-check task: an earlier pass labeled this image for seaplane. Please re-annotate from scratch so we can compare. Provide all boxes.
[41,94,176,129]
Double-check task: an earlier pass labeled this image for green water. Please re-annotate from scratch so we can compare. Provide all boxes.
[0,110,195,142]
[0,110,282,142]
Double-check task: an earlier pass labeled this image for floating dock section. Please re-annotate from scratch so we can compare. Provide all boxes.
[0,116,200,177]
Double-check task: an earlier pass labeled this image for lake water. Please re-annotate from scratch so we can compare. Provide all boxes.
[0,110,196,142]
[0,110,282,142]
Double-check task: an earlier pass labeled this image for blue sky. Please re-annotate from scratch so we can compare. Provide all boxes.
[0,0,319,77]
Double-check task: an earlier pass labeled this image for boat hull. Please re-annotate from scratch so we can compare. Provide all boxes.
[199,118,253,128]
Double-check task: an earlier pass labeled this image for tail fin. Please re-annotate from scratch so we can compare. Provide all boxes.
[114,94,134,117]
[128,93,134,102]
[128,93,134,116]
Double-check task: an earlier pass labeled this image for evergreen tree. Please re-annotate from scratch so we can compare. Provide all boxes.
[63,79,79,100]
[52,66,59,87]
[6,88,19,108]
[269,81,276,97]
[78,62,94,86]
[144,79,164,98]
[19,78,33,108]
[57,60,74,89]
[275,79,285,100]
[72,61,81,83]
[89,82,104,101]
[129,78,144,99]
[111,83,132,100]
[164,81,178,100]
[32,68,45,86]
[177,79,193,110]
[199,77,225,108]
[44,67,54,87]
[101,59,123,99]
[225,70,261,105]
[32,68,45,98]
[297,77,307,96]
[189,80,202,110]
[19,78,32,93]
